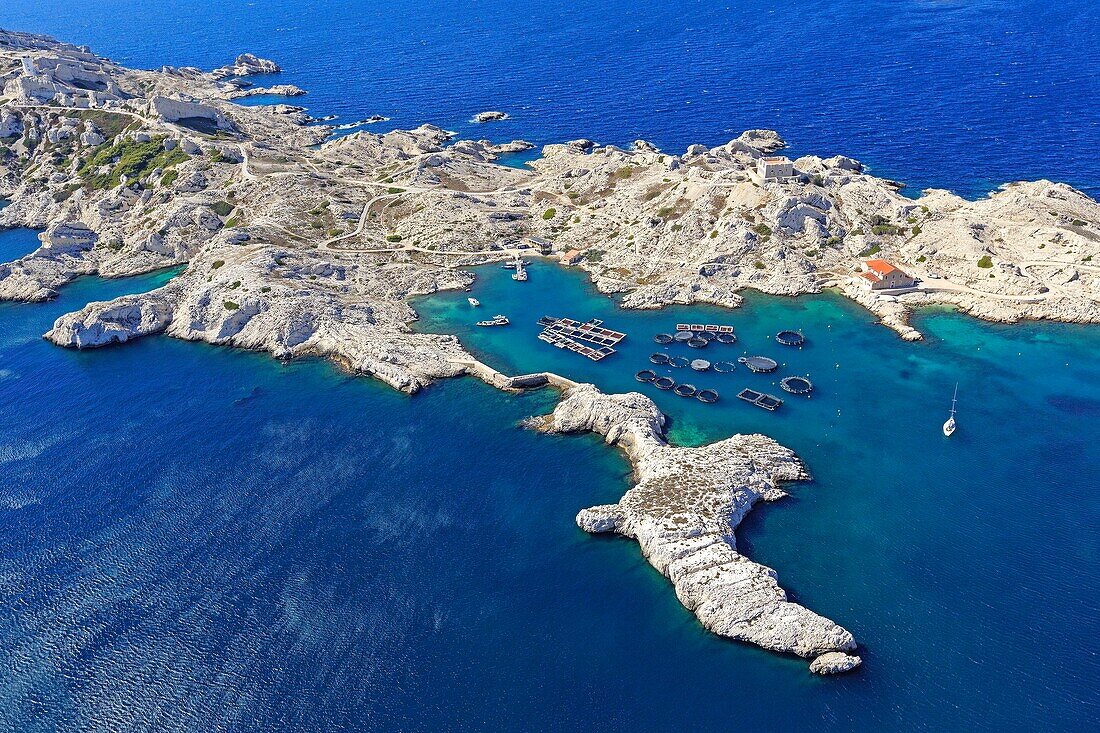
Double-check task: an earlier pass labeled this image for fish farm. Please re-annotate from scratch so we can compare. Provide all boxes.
[653,376,676,390]
[776,330,806,347]
[653,333,674,344]
[675,323,734,334]
[696,388,719,403]
[669,356,690,368]
[539,316,626,361]
[635,369,657,383]
[780,376,814,395]
[737,388,784,411]
[690,359,711,371]
[738,355,779,373]
[713,361,737,373]
[674,383,697,398]
[673,331,694,343]
[650,352,670,365]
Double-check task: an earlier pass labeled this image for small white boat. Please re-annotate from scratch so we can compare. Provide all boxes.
[943,383,958,437]
[468,297,480,307]
[512,259,528,281]
[476,315,509,327]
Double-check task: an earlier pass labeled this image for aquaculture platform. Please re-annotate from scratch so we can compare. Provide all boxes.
[676,323,734,334]
[737,388,784,411]
[538,316,626,361]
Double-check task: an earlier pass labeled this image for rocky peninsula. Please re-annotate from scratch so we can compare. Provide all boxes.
[3,29,1099,673]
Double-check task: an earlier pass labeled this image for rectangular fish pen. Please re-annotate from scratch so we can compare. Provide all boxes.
[737,388,784,411]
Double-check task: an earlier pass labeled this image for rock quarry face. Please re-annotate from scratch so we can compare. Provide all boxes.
[536,384,861,672]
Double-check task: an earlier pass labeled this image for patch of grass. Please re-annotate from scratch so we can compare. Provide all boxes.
[911,225,921,235]
[753,223,772,237]
[862,243,882,257]
[211,200,234,217]
[79,135,189,189]
[754,260,766,269]
[1070,219,1087,227]
[387,187,405,194]
[225,216,239,228]
[386,234,403,242]
[542,208,556,220]
[223,300,239,310]
[585,249,605,263]
[977,255,994,268]
[710,230,718,239]
[872,224,902,236]
[917,255,927,263]
[73,110,134,140]
[212,260,225,269]
[614,166,634,179]
[160,169,179,187]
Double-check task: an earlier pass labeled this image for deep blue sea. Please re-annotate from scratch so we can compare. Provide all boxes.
[2,1,1100,730]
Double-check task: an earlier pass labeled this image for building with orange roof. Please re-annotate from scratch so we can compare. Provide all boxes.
[560,249,585,266]
[859,259,917,290]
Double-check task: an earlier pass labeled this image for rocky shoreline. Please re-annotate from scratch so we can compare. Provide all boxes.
[3,28,1099,674]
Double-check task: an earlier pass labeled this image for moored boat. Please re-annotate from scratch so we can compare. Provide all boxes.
[477,314,510,327]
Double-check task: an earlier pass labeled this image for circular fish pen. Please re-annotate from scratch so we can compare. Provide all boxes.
[776,330,805,347]
[688,336,709,348]
[649,352,670,365]
[635,369,657,383]
[690,359,711,372]
[715,332,737,344]
[696,388,719,403]
[698,331,717,342]
[654,333,674,344]
[713,361,737,373]
[674,383,697,398]
[738,356,779,373]
[668,356,690,368]
[673,331,694,343]
[653,376,675,390]
[780,376,814,395]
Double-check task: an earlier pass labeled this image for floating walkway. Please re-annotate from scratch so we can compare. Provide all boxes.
[776,330,806,347]
[738,355,779,373]
[737,388,784,411]
[538,316,626,361]
[780,376,814,395]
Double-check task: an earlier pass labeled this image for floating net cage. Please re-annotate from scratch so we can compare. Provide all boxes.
[650,352,670,365]
[635,369,657,383]
[715,332,737,344]
[669,356,690,368]
[713,361,737,373]
[696,388,720,403]
[780,376,814,394]
[673,331,694,343]
[775,330,805,347]
[687,336,709,348]
[654,333,674,344]
[738,355,779,373]
[674,383,697,397]
[690,359,711,371]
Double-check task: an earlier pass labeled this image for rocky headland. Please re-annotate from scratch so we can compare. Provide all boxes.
[3,28,1100,673]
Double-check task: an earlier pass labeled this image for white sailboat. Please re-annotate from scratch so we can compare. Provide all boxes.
[468,297,480,307]
[943,383,958,437]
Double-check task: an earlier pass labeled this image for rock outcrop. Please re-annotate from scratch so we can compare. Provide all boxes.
[533,384,859,669]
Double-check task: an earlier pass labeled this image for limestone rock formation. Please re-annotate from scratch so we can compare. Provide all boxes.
[535,384,858,667]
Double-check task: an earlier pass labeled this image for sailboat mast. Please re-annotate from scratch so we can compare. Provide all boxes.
[950,383,958,416]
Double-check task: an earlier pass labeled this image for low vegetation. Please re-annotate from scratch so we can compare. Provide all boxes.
[977,255,994,268]
[79,136,189,190]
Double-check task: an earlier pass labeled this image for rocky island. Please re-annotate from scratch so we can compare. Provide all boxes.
[3,29,1099,673]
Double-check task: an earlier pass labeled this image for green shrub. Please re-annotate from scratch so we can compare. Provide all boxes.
[710,230,718,239]
[753,223,772,237]
[977,255,993,268]
[615,166,633,179]
[754,260,766,269]
[223,300,239,310]
[917,255,927,263]
[542,208,556,220]
[225,216,239,228]
[912,225,921,235]
[872,224,901,236]
[1070,219,1087,227]
[211,200,234,217]
[160,169,178,187]
[387,187,405,194]
[585,249,604,263]
[386,234,402,242]
[862,244,882,256]
[212,260,225,269]
[79,136,189,189]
